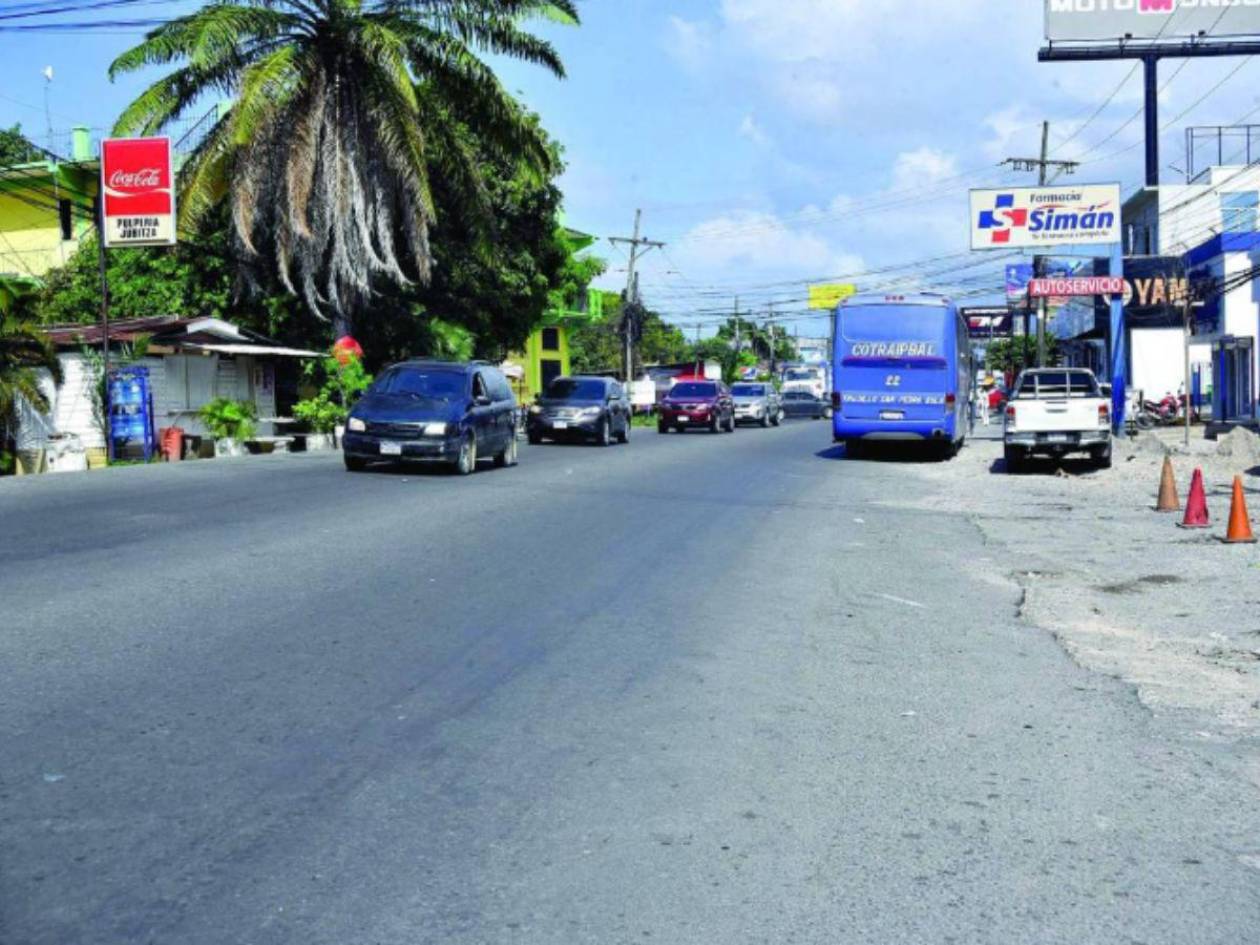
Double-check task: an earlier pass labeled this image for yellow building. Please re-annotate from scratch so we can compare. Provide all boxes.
[508,227,605,403]
[0,126,98,308]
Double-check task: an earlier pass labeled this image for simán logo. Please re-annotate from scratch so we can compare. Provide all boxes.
[976,192,1116,246]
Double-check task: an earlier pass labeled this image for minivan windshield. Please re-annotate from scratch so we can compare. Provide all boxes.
[373,367,466,401]
[546,379,606,401]
[670,382,718,399]
[731,384,766,397]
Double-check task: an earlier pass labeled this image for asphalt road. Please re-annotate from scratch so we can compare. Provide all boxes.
[3,420,1259,944]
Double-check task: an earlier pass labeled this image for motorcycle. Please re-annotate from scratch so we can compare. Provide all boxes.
[1134,388,1198,430]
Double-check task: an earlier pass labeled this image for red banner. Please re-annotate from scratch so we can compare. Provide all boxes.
[1028,276,1124,298]
[100,137,176,248]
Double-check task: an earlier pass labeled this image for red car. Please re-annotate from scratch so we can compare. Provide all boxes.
[658,381,736,434]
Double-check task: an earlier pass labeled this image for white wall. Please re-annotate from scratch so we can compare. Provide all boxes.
[26,351,283,449]
[1130,329,1184,400]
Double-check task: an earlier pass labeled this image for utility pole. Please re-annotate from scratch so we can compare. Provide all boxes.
[1004,121,1079,369]
[1179,265,1198,449]
[768,310,780,379]
[608,209,664,382]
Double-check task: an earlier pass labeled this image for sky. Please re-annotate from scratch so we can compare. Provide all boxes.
[5,1,1260,338]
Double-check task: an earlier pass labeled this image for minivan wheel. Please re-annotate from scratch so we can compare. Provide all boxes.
[658,421,669,434]
[455,433,477,475]
[617,418,630,444]
[597,417,611,446]
[772,410,783,427]
[494,434,518,467]
[760,411,771,428]
[344,455,368,472]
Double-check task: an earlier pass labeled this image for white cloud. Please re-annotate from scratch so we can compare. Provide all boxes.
[738,114,770,148]
[891,147,959,191]
[662,16,714,71]
[770,67,845,124]
[674,209,865,283]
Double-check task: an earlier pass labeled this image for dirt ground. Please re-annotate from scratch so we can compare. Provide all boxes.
[879,425,1260,780]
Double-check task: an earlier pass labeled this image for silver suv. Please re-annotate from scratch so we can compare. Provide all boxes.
[730,382,783,428]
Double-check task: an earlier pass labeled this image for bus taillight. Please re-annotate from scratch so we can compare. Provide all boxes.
[945,393,957,412]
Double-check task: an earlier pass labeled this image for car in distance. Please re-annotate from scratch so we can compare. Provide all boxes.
[527,376,631,446]
[731,382,783,427]
[658,380,736,434]
[1003,368,1112,472]
[343,360,518,475]
[781,390,827,420]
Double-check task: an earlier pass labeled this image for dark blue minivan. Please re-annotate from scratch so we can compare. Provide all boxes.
[342,361,518,474]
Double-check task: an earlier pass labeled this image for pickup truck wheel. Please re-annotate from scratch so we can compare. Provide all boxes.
[1091,444,1113,469]
[1003,445,1024,474]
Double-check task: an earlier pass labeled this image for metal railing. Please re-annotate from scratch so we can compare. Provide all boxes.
[1185,124,1260,183]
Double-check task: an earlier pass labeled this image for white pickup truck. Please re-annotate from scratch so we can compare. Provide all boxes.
[1003,368,1112,472]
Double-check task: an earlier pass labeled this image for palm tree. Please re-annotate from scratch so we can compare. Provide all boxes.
[0,316,64,457]
[110,0,577,333]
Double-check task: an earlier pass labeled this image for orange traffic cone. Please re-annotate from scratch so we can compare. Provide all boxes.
[1156,456,1180,512]
[1179,468,1210,529]
[1223,476,1257,544]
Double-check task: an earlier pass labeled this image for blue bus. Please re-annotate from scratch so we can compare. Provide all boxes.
[831,293,973,456]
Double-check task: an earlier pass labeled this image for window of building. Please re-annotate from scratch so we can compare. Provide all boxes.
[58,199,73,241]
[1221,192,1258,234]
[541,327,560,351]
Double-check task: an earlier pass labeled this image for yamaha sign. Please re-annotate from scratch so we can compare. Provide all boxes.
[1046,0,1260,42]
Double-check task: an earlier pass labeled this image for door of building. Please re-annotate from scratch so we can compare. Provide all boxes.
[1213,337,1255,422]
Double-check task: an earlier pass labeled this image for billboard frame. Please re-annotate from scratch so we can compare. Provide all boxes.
[1040,39,1260,188]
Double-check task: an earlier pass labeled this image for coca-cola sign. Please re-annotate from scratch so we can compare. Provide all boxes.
[100,137,176,248]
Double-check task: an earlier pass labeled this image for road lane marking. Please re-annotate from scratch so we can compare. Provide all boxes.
[879,594,925,609]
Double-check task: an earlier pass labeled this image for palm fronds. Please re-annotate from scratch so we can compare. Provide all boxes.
[110,0,576,325]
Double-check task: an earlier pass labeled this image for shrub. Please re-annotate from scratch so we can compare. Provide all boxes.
[199,397,257,441]
[293,355,373,433]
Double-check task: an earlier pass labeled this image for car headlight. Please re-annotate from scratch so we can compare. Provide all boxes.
[578,407,602,418]
[347,417,366,433]
[423,422,450,437]
[529,405,542,415]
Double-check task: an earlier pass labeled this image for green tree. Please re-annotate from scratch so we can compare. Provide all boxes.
[985,336,1059,374]
[0,124,42,168]
[22,107,575,367]
[0,315,64,462]
[109,0,574,334]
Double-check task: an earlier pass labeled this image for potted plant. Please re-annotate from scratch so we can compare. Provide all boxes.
[199,397,257,457]
[292,391,342,451]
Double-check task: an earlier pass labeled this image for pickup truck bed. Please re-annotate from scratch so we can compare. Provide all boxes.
[1003,369,1111,472]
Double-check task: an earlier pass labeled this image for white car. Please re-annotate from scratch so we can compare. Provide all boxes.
[1003,368,1112,472]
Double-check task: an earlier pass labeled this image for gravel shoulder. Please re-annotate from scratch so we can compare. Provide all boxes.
[892,428,1260,786]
